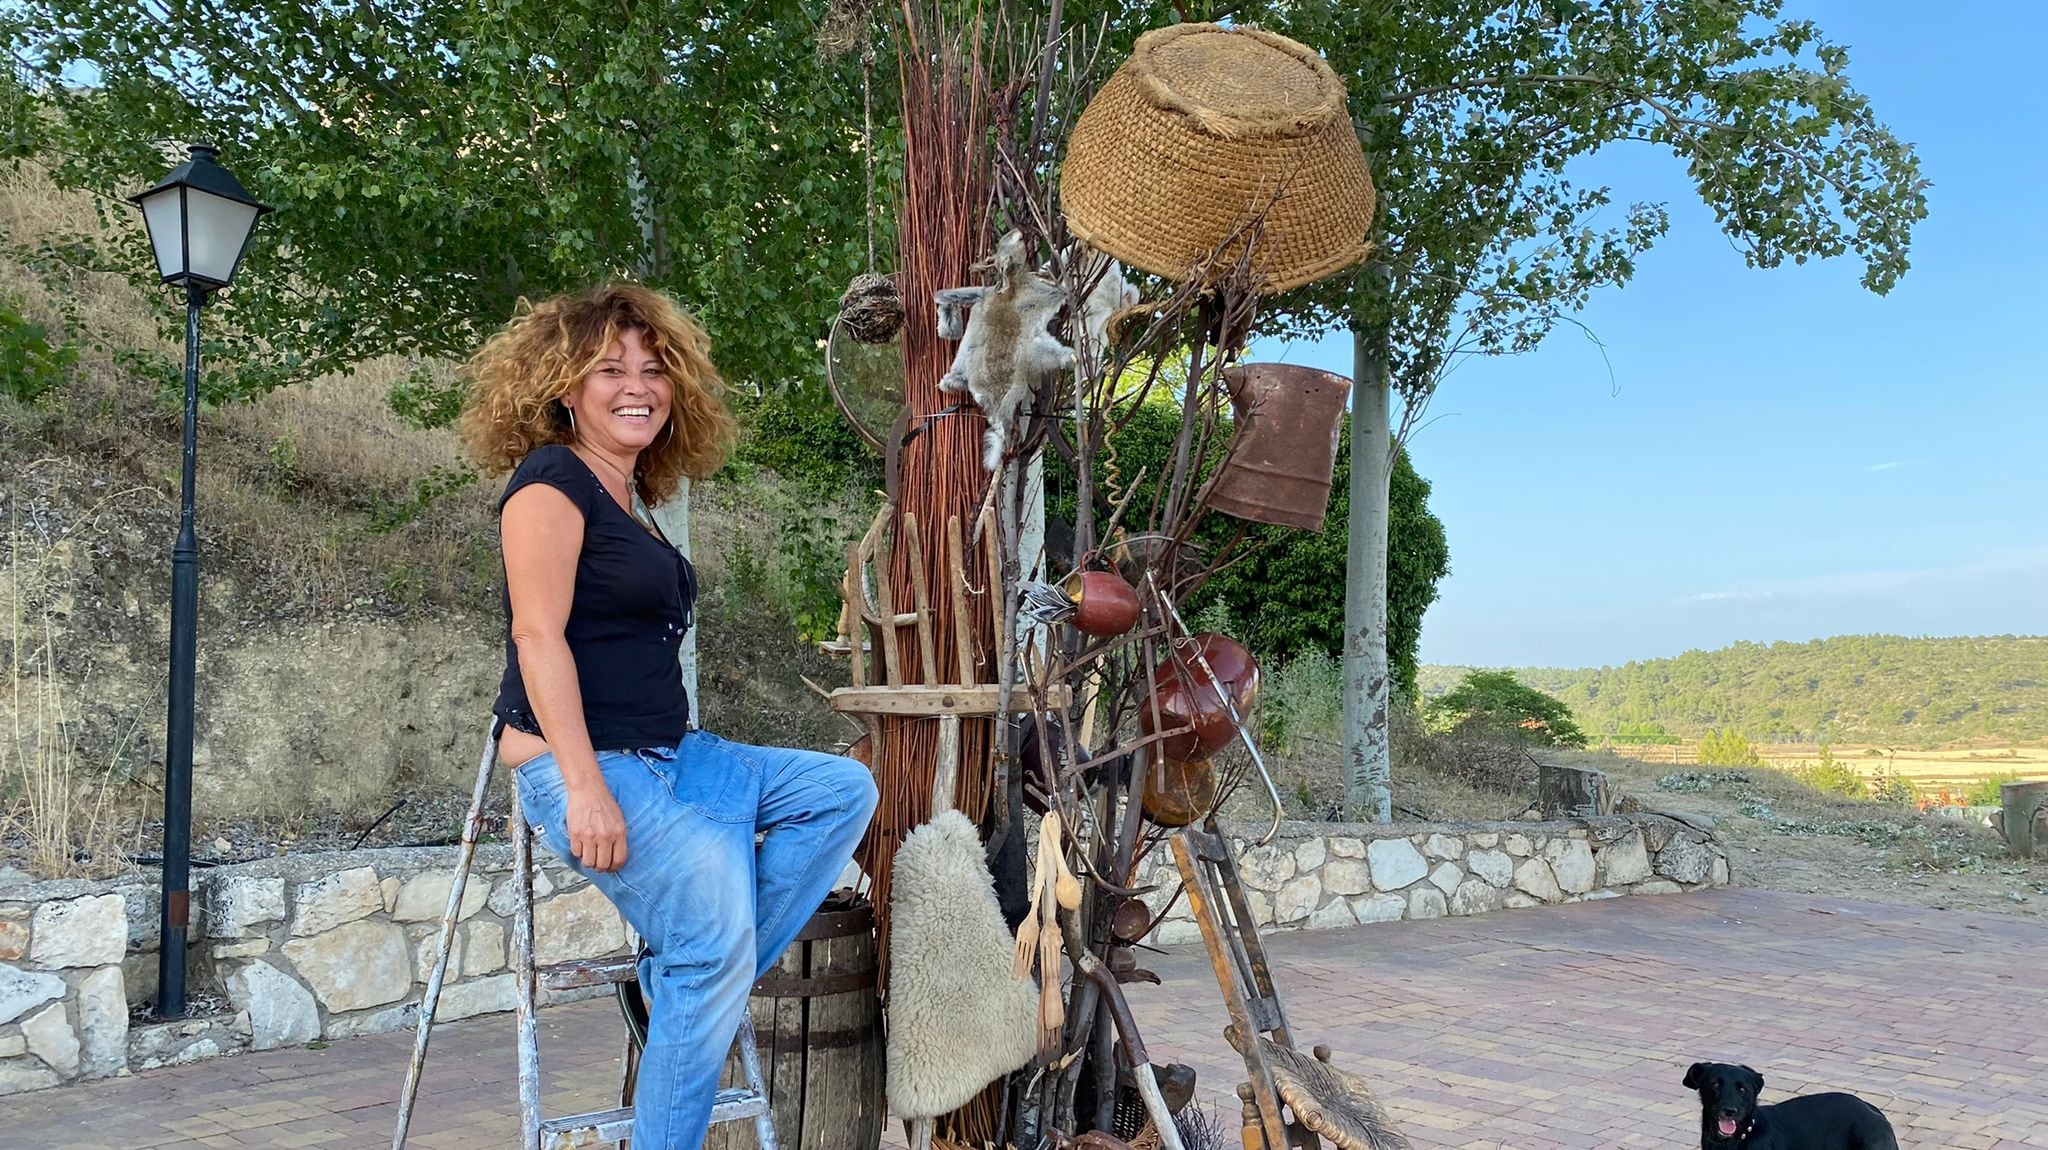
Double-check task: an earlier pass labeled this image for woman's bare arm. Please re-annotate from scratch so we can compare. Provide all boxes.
[502,483,629,872]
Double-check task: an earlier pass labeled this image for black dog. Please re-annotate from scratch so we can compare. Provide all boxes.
[1685,1062,1897,1149]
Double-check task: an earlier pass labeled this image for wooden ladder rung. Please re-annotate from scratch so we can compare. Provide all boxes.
[538,1090,769,1150]
[538,955,639,992]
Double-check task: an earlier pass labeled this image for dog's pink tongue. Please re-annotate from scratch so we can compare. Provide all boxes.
[1718,1118,1739,1138]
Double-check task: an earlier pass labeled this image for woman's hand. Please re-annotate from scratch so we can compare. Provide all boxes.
[565,782,630,872]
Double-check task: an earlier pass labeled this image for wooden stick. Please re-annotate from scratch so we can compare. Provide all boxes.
[903,512,940,684]
[945,514,975,683]
[872,518,903,687]
[843,543,867,690]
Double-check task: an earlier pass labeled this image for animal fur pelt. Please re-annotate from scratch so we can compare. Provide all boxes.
[886,810,1042,1121]
[1071,247,1139,365]
[937,230,1076,471]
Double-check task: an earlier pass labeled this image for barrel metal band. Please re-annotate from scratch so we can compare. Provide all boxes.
[750,969,873,997]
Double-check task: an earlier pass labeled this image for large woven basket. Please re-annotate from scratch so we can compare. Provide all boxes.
[1060,22,1374,293]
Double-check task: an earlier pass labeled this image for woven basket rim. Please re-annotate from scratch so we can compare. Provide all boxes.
[1127,21,1349,141]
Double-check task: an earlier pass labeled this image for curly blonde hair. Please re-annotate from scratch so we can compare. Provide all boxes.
[459,284,739,506]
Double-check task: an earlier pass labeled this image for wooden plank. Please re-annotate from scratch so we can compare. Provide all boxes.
[769,945,807,1150]
[944,515,975,683]
[1172,832,1290,1150]
[903,512,940,684]
[538,955,637,992]
[511,801,542,1150]
[827,683,1071,716]
[871,518,903,687]
[843,543,867,690]
[799,926,883,1150]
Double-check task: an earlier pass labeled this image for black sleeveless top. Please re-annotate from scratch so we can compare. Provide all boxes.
[491,445,696,751]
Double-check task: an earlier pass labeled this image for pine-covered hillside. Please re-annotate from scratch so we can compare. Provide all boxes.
[1420,635,2048,746]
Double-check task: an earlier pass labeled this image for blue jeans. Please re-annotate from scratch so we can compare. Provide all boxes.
[513,730,878,1149]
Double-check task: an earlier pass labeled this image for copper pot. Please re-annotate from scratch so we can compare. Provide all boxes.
[1064,570,1140,636]
[1141,755,1217,828]
[1140,633,1261,761]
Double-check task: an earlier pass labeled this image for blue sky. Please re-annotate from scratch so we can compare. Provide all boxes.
[1255,0,2048,670]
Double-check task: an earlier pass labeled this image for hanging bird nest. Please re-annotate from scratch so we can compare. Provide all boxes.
[838,271,906,344]
[817,0,883,57]
[1059,23,1374,293]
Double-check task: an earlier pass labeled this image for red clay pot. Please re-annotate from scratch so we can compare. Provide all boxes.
[1140,633,1260,761]
[1064,570,1140,636]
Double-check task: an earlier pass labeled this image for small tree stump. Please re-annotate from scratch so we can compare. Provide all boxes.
[1996,780,2048,860]
[1539,763,1612,819]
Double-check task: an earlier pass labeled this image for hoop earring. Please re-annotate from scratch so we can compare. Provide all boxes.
[564,405,577,439]
[655,419,674,448]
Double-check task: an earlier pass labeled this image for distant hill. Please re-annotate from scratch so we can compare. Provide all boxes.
[1419,635,2048,746]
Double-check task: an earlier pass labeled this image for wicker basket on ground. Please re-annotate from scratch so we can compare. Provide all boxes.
[1059,22,1374,294]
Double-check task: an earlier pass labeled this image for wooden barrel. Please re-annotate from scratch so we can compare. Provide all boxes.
[705,889,883,1150]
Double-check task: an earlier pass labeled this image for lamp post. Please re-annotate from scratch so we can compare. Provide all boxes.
[128,143,271,1019]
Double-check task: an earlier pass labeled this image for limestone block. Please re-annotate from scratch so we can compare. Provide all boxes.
[1274,876,1322,924]
[75,965,127,1077]
[325,1002,417,1040]
[0,1057,60,1095]
[204,877,286,940]
[1294,838,1328,873]
[1244,889,1274,927]
[1466,849,1513,888]
[392,873,491,924]
[226,961,320,1051]
[414,930,466,986]
[1237,845,1296,892]
[1320,859,1372,897]
[22,1003,78,1077]
[1578,890,1621,902]
[1513,858,1563,903]
[464,922,507,977]
[0,1035,21,1058]
[488,867,554,918]
[1503,894,1540,910]
[281,921,411,1013]
[1470,832,1499,849]
[438,974,516,1021]
[1633,879,1684,895]
[212,940,270,960]
[1367,839,1428,891]
[1642,819,1677,852]
[290,868,384,936]
[0,922,26,963]
[533,886,627,967]
[1407,886,1447,920]
[1655,835,1715,885]
[1306,899,1357,931]
[1151,919,1203,945]
[30,894,126,969]
[1351,894,1406,924]
[0,965,65,1025]
[1427,863,1463,895]
[1598,831,1653,886]
[1449,879,1505,917]
[381,878,401,914]
[1710,857,1731,886]
[1542,838,1597,894]
[1327,837,1366,859]
[1423,834,1464,860]
[1504,833,1533,858]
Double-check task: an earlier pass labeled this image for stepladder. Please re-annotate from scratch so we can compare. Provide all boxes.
[390,722,779,1150]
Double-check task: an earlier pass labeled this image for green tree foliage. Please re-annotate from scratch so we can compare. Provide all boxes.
[1697,728,1762,767]
[0,297,76,404]
[1449,636,2048,745]
[1046,396,1449,697]
[1426,669,1587,748]
[7,0,881,392]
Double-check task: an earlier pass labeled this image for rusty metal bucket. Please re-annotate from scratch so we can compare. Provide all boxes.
[1206,363,1352,532]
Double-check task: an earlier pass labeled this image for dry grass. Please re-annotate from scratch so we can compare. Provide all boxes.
[3,487,148,878]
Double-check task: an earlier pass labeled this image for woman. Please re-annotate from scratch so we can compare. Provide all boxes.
[461,284,878,1148]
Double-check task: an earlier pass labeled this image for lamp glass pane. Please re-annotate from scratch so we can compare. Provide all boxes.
[185,189,261,285]
[138,187,187,281]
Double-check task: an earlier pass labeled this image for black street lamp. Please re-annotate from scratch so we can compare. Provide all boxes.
[128,143,271,1019]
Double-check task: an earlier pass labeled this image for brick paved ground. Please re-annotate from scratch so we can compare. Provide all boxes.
[2,887,2041,1149]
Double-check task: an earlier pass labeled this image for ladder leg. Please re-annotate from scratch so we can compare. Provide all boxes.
[734,1011,780,1150]
[392,722,500,1150]
[512,788,542,1150]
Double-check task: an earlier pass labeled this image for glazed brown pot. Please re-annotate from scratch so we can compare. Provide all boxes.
[1139,633,1261,761]
[1141,755,1218,828]
[1064,570,1140,636]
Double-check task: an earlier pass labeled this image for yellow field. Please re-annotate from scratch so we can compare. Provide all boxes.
[1607,742,2048,792]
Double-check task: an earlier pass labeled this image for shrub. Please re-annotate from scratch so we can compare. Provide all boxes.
[1424,670,1587,748]
[1962,771,2025,807]
[1259,648,1343,755]
[1697,728,1762,767]
[1789,743,1865,798]
[0,298,76,404]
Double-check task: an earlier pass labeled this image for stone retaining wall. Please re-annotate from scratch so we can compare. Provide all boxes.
[0,813,1727,1095]
[1134,814,1729,943]
[0,845,633,1095]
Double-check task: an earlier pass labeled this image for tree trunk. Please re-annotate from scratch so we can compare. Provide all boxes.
[1342,323,1393,823]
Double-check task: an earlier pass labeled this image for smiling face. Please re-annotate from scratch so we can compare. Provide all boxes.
[1685,1062,1764,1142]
[561,327,672,460]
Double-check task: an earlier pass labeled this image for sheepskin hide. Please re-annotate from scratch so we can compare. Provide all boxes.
[886,810,1041,1120]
